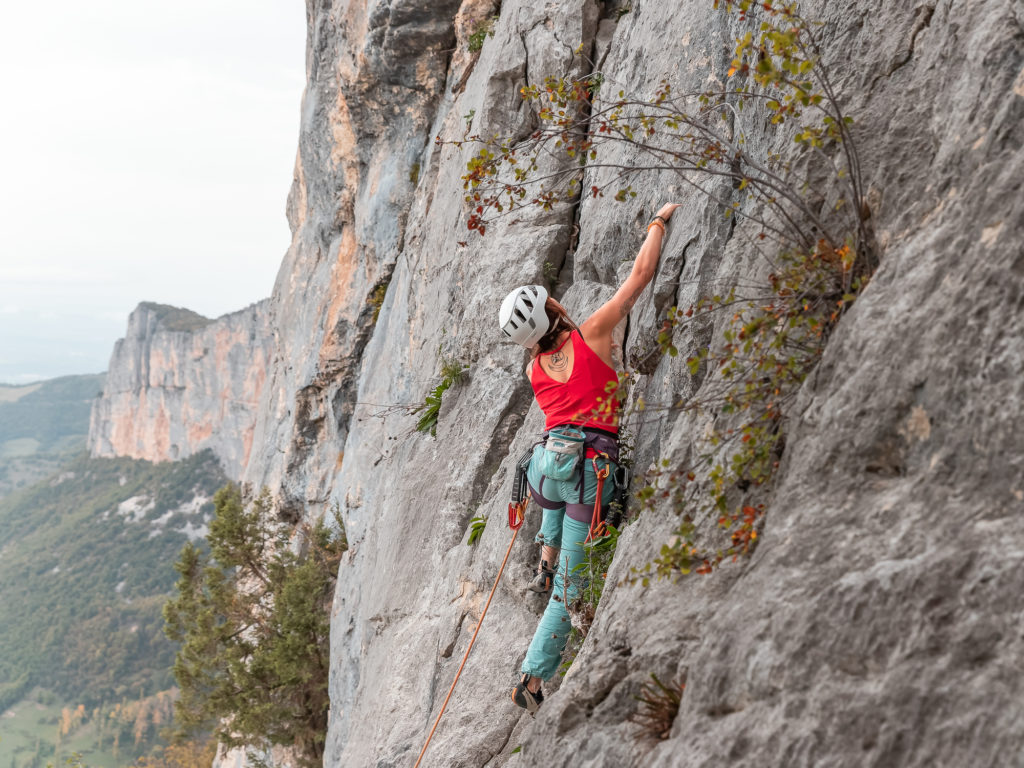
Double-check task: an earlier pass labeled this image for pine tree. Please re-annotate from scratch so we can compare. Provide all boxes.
[163,485,346,768]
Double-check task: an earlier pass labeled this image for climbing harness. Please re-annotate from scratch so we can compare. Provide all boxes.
[413,479,529,768]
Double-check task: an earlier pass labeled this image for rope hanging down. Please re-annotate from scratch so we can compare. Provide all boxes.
[412,496,527,768]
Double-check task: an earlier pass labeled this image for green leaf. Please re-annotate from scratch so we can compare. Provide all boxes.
[467,516,488,546]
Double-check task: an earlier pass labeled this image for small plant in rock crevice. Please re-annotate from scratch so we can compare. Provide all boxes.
[613,5,633,22]
[629,673,686,742]
[558,626,583,676]
[567,523,621,634]
[367,279,390,322]
[439,1,877,581]
[466,514,487,545]
[542,259,559,291]
[467,15,498,53]
[412,354,469,437]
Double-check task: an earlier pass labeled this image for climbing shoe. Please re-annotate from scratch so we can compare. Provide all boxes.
[512,674,544,714]
[527,560,555,594]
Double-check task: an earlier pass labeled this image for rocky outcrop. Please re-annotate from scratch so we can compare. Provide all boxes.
[274,0,1019,765]
[97,0,1023,765]
[89,302,272,479]
[238,0,466,521]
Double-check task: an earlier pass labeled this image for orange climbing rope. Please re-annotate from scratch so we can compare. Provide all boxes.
[412,495,528,768]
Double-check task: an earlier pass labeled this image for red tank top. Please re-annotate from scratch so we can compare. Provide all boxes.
[530,330,620,433]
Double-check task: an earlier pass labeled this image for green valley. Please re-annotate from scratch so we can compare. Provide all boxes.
[0,448,227,768]
[0,375,105,501]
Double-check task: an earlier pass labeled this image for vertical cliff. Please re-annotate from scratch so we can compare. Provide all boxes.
[93,0,1024,764]
[261,0,1020,765]
[238,0,467,521]
[89,301,272,479]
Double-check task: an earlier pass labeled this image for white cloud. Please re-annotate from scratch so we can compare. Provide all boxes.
[0,0,306,381]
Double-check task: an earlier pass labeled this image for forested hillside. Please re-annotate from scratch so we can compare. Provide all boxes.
[0,374,105,499]
[0,450,226,768]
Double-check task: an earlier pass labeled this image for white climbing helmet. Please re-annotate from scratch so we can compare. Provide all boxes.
[499,284,550,347]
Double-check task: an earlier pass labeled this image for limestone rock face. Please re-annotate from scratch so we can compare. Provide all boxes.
[89,302,271,478]
[97,0,1024,764]
[239,0,465,520]
[296,0,1020,765]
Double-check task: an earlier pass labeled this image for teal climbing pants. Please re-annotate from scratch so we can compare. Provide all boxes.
[521,451,616,680]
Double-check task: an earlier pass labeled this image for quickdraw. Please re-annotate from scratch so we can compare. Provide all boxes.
[508,496,527,530]
[586,452,611,542]
[508,446,533,531]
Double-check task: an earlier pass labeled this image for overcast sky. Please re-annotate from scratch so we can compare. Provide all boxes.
[0,2,306,384]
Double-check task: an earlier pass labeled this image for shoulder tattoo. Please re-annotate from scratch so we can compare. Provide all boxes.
[548,350,569,371]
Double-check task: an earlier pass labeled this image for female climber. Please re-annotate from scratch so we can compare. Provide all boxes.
[498,202,679,713]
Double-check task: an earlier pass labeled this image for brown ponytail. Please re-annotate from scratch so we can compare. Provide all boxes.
[532,298,578,357]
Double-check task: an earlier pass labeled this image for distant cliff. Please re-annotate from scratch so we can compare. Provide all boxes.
[88,302,272,478]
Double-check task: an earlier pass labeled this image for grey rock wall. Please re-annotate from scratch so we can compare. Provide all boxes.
[302,0,1022,765]
[89,301,272,479]
[97,0,1024,765]
[240,0,465,522]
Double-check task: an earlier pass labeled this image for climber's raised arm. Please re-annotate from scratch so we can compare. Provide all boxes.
[580,202,680,353]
